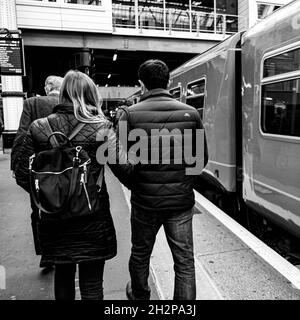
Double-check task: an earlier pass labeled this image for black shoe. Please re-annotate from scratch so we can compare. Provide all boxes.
[126,281,151,300]
[126,281,135,300]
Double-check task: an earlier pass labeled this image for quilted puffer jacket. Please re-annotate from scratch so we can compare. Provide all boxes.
[15,103,133,264]
[118,89,208,214]
[11,93,59,171]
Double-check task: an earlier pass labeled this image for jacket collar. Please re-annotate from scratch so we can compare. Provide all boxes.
[53,102,74,114]
[48,91,59,96]
[139,88,172,102]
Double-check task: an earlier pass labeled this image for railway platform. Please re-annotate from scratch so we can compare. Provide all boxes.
[0,152,300,300]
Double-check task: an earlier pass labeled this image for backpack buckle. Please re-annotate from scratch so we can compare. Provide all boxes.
[75,146,82,157]
[73,146,82,166]
[29,154,35,170]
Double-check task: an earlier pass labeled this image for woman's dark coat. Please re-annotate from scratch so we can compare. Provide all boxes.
[15,103,132,264]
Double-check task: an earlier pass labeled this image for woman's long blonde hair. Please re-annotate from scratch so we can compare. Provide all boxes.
[59,70,105,123]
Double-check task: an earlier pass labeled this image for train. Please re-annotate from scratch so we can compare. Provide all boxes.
[168,0,300,246]
[126,1,300,250]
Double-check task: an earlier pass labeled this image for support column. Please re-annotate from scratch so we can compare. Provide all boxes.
[189,0,192,32]
[0,0,24,141]
[248,0,259,28]
[214,0,217,34]
[135,0,139,31]
[163,0,166,31]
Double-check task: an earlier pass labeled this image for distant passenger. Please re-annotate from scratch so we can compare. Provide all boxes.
[11,75,63,268]
[11,75,63,171]
[117,59,208,300]
[270,105,290,135]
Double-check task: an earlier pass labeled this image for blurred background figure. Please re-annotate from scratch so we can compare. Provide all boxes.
[11,75,63,269]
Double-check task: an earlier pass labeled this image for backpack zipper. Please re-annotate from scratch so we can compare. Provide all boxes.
[83,182,92,211]
[34,179,42,219]
[35,179,39,192]
[31,159,91,175]
[81,162,92,211]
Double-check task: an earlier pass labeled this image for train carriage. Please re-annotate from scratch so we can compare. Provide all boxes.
[242,1,300,237]
[170,32,241,198]
[169,0,300,240]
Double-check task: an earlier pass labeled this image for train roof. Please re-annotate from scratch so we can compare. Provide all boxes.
[170,32,241,79]
[242,0,300,40]
[171,0,300,79]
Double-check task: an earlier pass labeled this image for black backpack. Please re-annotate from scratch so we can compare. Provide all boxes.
[29,118,103,220]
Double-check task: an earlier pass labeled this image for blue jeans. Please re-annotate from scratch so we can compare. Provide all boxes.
[129,208,196,300]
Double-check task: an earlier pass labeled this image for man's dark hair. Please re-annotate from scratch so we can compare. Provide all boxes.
[138,59,170,90]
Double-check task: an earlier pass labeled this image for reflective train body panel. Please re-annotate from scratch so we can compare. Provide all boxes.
[169,0,300,237]
[242,1,300,237]
[170,33,241,193]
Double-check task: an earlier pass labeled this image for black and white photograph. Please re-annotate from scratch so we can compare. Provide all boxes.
[0,0,300,313]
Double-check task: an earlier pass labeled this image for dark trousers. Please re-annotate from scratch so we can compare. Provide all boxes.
[30,194,43,255]
[129,208,196,300]
[54,260,105,300]
[31,209,41,255]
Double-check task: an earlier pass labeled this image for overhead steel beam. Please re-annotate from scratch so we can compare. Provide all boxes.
[21,29,219,54]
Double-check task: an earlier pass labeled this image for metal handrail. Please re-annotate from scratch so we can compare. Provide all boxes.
[112,4,238,35]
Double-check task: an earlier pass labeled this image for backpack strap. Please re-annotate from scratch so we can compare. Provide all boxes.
[96,167,104,191]
[68,122,86,141]
[41,118,60,148]
[42,118,85,147]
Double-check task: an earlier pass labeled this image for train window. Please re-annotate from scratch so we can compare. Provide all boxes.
[186,79,206,119]
[263,47,300,78]
[261,78,300,137]
[186,79,205,97]
[186,95,205,110]
[257,4,282,20]
[169,86,181,100]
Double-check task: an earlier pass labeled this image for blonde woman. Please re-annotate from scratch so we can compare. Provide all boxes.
[15,70,133,300]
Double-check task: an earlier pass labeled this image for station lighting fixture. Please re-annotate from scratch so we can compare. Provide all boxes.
[105,84,108,87]
[113,52,118,61]
[107,74,111,79]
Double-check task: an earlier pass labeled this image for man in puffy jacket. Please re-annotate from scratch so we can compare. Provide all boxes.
[11,75,63,267]
[118,60,208,300]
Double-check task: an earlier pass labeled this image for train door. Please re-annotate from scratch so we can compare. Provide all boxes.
[243,41,300,236]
